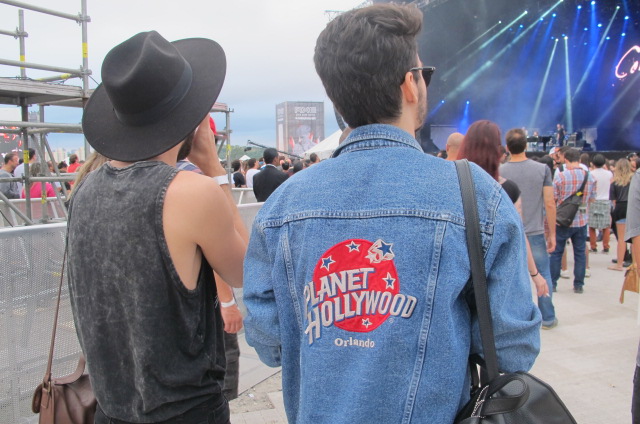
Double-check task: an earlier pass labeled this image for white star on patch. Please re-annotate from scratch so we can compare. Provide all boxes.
[321,256,336,271]
[362,318,372,328]
[346,241,360,252]
[383,272,396,289]
[366,239,395,263]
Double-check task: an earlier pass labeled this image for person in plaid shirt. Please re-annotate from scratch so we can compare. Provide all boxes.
[550,148,596,294]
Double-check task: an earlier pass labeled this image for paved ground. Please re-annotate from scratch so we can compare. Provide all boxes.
[230,240,639,423]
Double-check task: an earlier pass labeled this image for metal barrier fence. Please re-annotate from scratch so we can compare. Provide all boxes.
[0,223,69,424]
[0,202,263,423]
[0,198,67,228]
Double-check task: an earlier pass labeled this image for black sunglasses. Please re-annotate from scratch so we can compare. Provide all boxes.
[409,66,436,87]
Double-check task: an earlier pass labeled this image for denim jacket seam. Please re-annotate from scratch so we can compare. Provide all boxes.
[255,209,469,231]
[402,219,447,423]
[282,225,304,332]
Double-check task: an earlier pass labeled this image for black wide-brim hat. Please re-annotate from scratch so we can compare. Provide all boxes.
[82,31,226,162]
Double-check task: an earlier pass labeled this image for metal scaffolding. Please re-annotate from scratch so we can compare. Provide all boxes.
[0,0,90,225]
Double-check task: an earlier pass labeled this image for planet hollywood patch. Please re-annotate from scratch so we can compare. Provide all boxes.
[303,239,418,345]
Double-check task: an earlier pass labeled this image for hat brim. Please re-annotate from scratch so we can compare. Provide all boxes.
[82,38,226,162]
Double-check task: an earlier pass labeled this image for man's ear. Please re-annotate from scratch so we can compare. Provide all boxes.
[400,71,419,104]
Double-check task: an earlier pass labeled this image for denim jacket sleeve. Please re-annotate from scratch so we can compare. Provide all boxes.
[243,224,282,367]
[470,188,542,373]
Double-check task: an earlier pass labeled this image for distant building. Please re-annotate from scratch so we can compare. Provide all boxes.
[276,101,324,157]
[53,148,67,163]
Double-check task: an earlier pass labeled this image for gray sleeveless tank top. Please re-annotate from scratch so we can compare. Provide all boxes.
[67,161,225,422]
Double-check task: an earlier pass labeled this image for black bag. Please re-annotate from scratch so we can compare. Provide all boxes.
[453,160,577,424]
[555,170,588,227]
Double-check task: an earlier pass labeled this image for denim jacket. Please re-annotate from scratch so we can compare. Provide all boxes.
[243,124,541,424]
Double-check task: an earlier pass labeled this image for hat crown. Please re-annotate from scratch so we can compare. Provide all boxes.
[101,31,192,124]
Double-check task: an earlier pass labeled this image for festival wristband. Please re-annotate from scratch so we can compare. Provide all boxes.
[214,175,229,186]
[221,298,236,308]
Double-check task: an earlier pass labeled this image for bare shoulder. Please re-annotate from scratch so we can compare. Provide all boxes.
[165,171,227,216]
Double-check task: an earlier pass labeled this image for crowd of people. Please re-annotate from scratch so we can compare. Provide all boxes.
[13,2,637,424]
[0,147,84,200]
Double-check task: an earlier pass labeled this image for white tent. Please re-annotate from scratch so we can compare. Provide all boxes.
[304,130,341,160]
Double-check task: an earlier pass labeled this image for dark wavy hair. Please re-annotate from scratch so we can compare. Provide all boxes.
[458,120,503,181]
[314,4,423,128]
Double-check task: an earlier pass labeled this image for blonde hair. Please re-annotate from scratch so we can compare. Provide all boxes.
[69,152,109,199]
[613,158,633,186]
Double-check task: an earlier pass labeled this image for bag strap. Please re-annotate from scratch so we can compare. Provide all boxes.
[42,242,68,388]
[576,170,588,195]
[454,159,500,381]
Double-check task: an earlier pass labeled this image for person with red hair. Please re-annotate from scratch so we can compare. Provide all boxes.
[458,120,549,300]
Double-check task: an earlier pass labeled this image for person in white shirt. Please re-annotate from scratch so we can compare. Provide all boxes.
[588,154,613,253]
[14,148,36,193]
[245,158,260,188]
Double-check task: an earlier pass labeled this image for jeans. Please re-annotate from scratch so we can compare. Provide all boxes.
[550,225,587,290]
[95,396,230,424]
[527,234,556,325]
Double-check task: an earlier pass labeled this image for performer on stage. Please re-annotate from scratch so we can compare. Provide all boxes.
[556,123,566,147]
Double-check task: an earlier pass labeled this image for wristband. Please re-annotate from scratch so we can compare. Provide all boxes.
[530,271,539,278]
[214,175,229,186]
[221,298,236,308]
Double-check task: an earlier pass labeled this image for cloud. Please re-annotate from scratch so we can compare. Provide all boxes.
[0,0,358,149]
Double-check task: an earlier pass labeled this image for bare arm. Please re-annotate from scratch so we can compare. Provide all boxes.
[215,272,244,334]
[543,186,556,253]
[525,237,549,297]
[164,118,248,289]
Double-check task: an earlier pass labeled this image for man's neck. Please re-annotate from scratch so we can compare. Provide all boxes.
[565,162,581,170]
[1,165,11,173]
[508,152,528,162]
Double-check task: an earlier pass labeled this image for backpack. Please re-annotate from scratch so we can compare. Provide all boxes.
[555,170,588,227]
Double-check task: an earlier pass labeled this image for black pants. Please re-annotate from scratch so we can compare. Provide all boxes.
[95,396,230,424]
[222,331,240,401]
[633,366,640,424]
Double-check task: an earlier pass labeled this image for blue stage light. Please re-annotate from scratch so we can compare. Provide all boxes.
[552,13,557,17]
[591,1,595,5]
[622,33,626,37]
[584,42,588,45]
[625,16,630,20]
[519,24,524,28]
[606,36,610,40]
[466,101,470,105]
[441,100,445,104]
[598,23,603,27]
[577,5,582,9]
[584,27,588,31]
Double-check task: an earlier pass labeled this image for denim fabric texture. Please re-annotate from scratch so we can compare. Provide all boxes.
[243,124,542,424]
[527,234,556,325]
[550,225,588,289]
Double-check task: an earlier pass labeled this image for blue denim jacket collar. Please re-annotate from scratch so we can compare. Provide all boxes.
[332,124,424,158]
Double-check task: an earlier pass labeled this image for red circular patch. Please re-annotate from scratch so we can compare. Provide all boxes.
[312,239,399,333]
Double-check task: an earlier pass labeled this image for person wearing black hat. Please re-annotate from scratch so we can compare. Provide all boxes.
[67,31,248,424]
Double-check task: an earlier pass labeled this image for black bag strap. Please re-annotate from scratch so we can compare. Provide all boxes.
[454,160,499,381]
[576,169,588,196]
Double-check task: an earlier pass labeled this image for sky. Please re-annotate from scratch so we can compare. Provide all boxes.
[0,0,363,151]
